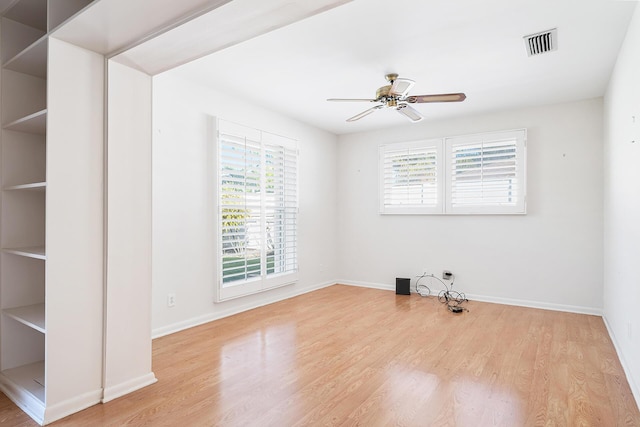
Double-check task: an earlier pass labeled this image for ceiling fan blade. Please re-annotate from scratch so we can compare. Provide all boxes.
[389,78,415,98]
[346,105,384,122]
[327,98,377,102]
[397,104,424,122]
[406,93,467,103]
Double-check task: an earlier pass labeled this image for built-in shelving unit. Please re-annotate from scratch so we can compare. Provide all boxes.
[3,182,46,191]
[3,304,45,333]
[2,247,47,260]
[3,36,47,78]
[2,361,45,402]
[0,0,96,424]
[3,109,47,134]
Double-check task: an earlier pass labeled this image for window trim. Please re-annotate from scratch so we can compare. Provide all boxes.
[215,119,299,302]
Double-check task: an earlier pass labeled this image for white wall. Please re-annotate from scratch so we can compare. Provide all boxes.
[151,73,338,336]
[104,61,157,402]
[603,4,640,406]
[46,38,104,423]
[337,98,604,313]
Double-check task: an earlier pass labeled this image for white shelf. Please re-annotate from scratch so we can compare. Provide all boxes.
[1,361,45,404]
[3,304,45,333]
[2,246,46,260]
[3,182,46,191]
[3,36,47,78]
[3,0,47,32]
[49,0,96,33]
[3,109,47,135]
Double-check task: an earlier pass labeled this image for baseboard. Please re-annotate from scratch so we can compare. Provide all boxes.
[0,375,103,426]
[464,293,603,316]
[43,388,103,425]
[102,372,157,403]
[338,280,602,315]
[602,315,640,411]
[152,280,336,339]
[0,375,45,425]
[153,279,600,338]
[336,280,394,292]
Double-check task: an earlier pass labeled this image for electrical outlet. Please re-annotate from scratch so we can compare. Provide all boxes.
[443,270,453,280]
[167,293,176,308]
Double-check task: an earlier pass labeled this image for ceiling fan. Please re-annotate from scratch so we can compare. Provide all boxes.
[327,73,466,123]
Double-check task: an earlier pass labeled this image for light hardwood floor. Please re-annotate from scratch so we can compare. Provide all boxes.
[1,284,639,426]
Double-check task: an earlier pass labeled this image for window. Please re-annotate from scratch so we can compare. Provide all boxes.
[379,129,526,215]
[217,120,298,301]
[379,139,443,214]
[445,130,526,214]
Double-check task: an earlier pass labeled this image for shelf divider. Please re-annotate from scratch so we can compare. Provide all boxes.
[3,182,46,191]
[2,246,46,260]
[0,361,46,405]
[3,304,46,333]
[3,36,48,78]
[2,109,47,135]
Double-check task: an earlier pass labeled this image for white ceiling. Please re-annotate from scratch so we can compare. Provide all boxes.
[161,0,636,135]
[33,0,636,135]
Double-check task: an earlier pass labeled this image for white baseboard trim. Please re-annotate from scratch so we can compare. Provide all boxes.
[0,375,103,426]
[336,280,394,291]
[338,280,602,315]
[464,293,603,316]
[0,375,45,425]
[44,388,103,425]
[602,315,640,411]
[102,372,157,404]
[152,280,336,339]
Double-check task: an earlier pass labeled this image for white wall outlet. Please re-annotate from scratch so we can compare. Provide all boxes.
[167,293,176,307]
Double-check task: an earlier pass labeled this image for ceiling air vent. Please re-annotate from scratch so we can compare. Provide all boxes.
[524,28,557,57]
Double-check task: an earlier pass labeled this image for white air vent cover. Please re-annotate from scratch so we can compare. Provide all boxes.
[524,28,557,56]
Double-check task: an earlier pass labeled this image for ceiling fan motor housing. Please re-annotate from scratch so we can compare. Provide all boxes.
[376,85,392,100]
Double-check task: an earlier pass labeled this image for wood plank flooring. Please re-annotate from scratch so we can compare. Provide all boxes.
[2,284,639,426]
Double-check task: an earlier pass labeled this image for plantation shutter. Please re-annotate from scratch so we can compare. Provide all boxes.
[217,120,298,301]
[263,133,298,278]
[219,128,262,284]
[379,140,443,214]
[445,129,526,214]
